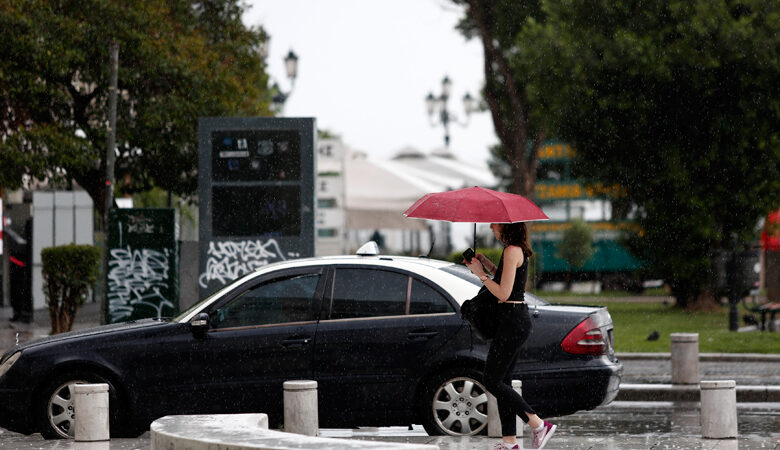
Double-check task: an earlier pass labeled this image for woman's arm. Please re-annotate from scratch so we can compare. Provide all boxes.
[466,246,524,302]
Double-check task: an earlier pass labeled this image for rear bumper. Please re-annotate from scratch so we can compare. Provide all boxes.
[0,387,35,434]
[519,359,623,417]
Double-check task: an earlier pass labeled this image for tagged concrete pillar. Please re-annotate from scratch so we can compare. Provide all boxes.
[74,383,110,441]
[670,333,699,384]
[700,380,738,439]
[283,380,318,436]
[487,380,523,438]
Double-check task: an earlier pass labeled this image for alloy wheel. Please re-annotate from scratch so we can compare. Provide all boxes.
[431,376,489,435]
[47,380,87,439]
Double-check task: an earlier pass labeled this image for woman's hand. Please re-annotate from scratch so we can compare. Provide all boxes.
[464,258,486,279]
[475,252,497,275]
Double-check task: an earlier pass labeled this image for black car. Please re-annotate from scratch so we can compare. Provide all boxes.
[0,250,622,438]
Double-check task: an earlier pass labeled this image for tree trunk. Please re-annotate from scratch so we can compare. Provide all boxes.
[465,0,546,197]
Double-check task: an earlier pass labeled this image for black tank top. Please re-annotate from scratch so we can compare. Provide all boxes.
[492,247,528,301]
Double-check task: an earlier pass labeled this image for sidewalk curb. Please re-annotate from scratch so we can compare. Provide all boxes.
[616,352,780,362]
[617,383,780,402]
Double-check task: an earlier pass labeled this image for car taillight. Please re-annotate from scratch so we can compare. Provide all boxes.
[561,317,606,355]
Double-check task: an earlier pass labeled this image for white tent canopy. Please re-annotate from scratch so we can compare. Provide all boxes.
[343,147,496,252]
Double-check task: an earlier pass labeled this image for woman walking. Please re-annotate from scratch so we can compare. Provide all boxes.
[464,222,556,450]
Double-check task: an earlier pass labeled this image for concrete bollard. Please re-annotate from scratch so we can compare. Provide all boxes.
[283,380,318,436]
[487,380,523,438]
[73,383,110,442]
[700,380,738,439]
[513,380,523,438]
[670,333,699,384]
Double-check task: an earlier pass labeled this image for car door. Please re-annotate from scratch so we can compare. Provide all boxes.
[312,265,463,427]
[144,267,325,422]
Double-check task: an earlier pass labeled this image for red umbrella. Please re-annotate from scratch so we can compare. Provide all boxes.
[404,186,548,223]
[404,186,548,248]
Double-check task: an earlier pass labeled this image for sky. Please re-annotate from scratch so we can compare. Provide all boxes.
[242,0,496,167]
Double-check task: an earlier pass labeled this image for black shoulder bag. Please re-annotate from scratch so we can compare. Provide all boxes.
[460,286,498,341]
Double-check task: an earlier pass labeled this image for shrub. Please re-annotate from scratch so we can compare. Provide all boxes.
[42,244,101,334]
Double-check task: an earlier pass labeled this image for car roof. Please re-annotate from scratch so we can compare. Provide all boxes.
[253,254,455,273]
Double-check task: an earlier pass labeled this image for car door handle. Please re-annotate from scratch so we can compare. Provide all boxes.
[407,331,439,340]
[281,337,312,348]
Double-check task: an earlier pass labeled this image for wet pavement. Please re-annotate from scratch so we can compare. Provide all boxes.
[620,356,780,386]
[0,401,777,449]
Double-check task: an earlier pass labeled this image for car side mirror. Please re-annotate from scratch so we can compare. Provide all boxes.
[190,312,210,335]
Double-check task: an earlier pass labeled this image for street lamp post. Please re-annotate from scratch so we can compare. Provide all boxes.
[271,50,299,112]
[425,76,476,148]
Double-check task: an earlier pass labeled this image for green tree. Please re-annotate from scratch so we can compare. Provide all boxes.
[453,0,547,196]
[556,218,595,289]
[42,244,101,333]
[515,0,780,307]
[0,0,274,219]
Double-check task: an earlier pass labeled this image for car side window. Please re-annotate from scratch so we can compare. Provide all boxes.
[212,273,320,328]
[330,269,407,319]
[409,279,454,314]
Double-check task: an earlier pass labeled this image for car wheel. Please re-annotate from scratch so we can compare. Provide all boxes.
[419,369,489,436]
[38,371,123,439]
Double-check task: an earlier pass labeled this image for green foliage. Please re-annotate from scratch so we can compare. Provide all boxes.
[0,0,273,215]
[41,244,101,334]
[556,219,595,270]
[447,247,504,266]
[512,0,780,307]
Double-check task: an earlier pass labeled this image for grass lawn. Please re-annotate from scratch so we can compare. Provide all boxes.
[539,297,780,354]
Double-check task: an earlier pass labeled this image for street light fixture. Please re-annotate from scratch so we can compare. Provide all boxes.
[425,75,475,148]
[272,49,299,111]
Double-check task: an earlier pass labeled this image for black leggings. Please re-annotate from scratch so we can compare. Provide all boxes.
[483,303,537,437]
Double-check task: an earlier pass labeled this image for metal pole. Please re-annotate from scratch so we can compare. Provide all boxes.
[105,41,118,220]
[728,236,739,331]
[102,41,119,323]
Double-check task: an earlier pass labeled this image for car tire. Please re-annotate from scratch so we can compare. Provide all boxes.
[37,370,124,439]
[419,368,489,436]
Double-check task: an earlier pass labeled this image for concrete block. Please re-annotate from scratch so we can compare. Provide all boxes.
[670,333,699,384]
[284,380,318,436]
[74,383,110,442]
[700,380,738,439]
[487,391,499,437]
[150,414,437,449]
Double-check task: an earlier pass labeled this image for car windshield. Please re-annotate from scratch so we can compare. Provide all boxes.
[441,264,481,286]
[439,263,549,306]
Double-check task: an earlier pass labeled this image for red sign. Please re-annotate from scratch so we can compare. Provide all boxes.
[761,210,780,251]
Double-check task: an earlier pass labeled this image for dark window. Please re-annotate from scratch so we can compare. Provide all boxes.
[212,274,319,328]
[317,198,338,208]
[409,279,454,314]
[330,269,407,319]
[318,228,337,238]
[212,185,301,237]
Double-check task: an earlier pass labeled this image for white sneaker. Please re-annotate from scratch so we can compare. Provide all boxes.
[531,420,557,449]
[493,442,520,450]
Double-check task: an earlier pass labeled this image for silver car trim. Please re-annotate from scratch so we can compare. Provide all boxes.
[209,320,318,332]
[320,312,456,324]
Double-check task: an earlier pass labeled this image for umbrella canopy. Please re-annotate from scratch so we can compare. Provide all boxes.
[403,186,549,223]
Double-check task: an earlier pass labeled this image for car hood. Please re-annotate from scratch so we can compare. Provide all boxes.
[3,319,170,356]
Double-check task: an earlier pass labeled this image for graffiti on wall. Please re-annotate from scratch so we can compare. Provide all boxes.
[198,239,297,288]
[107,246,174,323]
